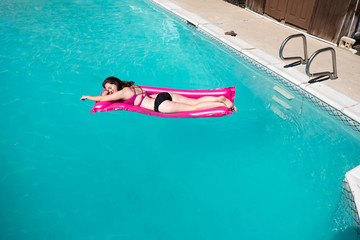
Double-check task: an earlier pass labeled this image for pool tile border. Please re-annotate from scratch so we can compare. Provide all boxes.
[148,0,360,133]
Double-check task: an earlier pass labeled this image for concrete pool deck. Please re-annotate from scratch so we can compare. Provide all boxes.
[150,0,360,124]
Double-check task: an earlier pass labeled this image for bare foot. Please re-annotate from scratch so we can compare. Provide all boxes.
[221,97,235,110]
[217,96,237,111]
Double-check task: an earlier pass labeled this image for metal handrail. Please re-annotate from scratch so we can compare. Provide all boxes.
[279,34,308,68]
[305,47,338,83]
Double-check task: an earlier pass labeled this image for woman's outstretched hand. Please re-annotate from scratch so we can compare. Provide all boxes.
[80,91,115,102]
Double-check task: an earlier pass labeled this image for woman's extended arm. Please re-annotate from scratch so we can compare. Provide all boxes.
[80,90,124,102]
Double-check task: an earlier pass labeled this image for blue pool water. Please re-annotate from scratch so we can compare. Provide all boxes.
[1,0,360,239]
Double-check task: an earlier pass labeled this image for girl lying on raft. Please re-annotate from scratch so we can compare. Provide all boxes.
[80,76,237,113]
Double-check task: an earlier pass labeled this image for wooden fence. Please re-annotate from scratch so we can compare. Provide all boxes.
[242,0,360,43]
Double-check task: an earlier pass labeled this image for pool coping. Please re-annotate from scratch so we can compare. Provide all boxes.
[148,0,360,127]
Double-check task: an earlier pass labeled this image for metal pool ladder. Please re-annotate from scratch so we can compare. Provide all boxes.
[279,34,308,68]
[279,34,338,83]
[305,47,338,83]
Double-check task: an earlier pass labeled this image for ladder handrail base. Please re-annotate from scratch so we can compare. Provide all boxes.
[308,75,330,84]
[284,60,302,68]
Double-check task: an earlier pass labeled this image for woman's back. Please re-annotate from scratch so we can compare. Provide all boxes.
[122,86,154,108]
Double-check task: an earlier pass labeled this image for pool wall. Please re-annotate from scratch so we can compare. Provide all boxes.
[148,0,360,227]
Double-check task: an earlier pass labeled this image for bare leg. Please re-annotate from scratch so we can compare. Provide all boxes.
[158,100,227,113]
[171,93,237,110]
[170,93,224,105]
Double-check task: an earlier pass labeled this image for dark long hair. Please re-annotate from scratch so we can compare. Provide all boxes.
[102,76,134,90]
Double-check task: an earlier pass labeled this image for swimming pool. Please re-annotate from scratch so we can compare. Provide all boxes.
[1,0,360,239]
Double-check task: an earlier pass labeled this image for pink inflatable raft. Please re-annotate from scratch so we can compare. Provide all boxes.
[90,86,236,118]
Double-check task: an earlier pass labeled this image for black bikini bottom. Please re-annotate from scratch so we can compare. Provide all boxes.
[154,92,172,112]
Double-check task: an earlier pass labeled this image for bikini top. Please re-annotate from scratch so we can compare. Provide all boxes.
[122,86,152,106]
